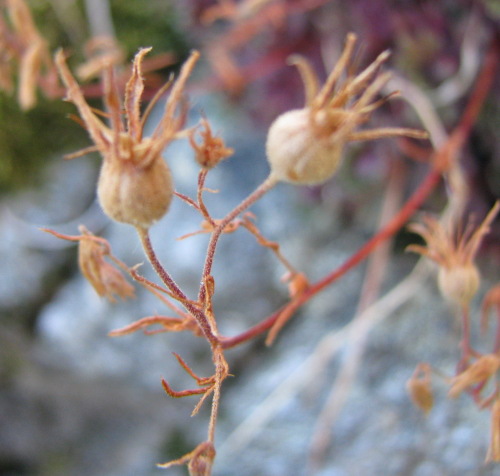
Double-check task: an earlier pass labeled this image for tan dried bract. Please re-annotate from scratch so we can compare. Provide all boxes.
[42,226,135,302]
[189,117,234,169]
[448,354,500,399]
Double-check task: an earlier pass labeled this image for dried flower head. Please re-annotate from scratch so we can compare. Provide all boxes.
[42,226,135,302]
[189,117,234,169]
[55,48,200,229]
[407,202,500,305]
[265,32,428,185]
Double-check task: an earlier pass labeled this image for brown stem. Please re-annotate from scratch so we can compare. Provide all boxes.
[221,166,441,349]
[199,174,278,302]
[136,226,219,345]
[198,169,216,226]
[207,346,226,443]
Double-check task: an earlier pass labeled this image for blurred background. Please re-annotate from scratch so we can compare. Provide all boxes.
[1,1,500,475]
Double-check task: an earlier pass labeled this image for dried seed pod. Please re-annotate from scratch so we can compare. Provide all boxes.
[407,202,500,306]
[437,263,480,306]
[97,137,174,228]
[265,33,428,185]
[55,48,200,229]
[266,108,343,184]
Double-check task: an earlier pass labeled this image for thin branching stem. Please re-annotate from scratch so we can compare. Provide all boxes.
[136,226,219,345]
[220,165,441,349]
[198,169,216,226]
[199,173,278,301]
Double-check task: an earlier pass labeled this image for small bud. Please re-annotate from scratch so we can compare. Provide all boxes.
[282,271,310,298]
[265,33,427,186]
[189,118,234,169]
[157,441,215,475]
[97,137,174,228]
[437,264,480,306]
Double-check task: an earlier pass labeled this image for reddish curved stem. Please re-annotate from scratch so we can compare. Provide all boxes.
[221,166,441,349]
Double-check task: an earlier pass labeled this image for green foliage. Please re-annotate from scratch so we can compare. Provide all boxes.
[110,0,190,57]
[0,95,86,194]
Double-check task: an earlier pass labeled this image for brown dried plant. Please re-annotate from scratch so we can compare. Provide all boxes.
[0,0,58,109]
[25,2,497,469]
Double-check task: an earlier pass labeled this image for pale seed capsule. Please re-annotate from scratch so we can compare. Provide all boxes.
[97,136,174,229]
[437,263,480,306]
[266,108,343,185]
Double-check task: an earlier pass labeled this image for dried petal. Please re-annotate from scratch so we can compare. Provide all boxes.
[448,354,500,398]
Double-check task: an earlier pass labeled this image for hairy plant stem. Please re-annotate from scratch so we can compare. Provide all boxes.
[208,345,226,443]
[199,174,278,302]
[136,226,219,345]
[198,169,216,226]
[220,165,441,349]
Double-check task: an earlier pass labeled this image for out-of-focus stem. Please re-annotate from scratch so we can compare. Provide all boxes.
[459,305,473,368]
